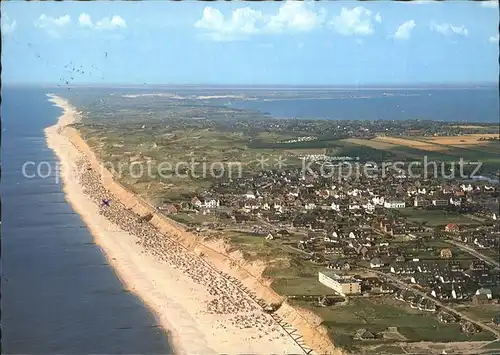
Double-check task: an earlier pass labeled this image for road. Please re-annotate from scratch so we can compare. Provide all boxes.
[446,240,499,268]
[368,268,500,339]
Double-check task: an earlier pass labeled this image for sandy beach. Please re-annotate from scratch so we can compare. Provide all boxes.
[44,94,311,355]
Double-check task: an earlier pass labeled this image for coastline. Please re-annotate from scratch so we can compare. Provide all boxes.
[44,95,334,355]
[44,94,196,355]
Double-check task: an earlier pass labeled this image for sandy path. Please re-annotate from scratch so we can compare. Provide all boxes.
[44,94,306,355]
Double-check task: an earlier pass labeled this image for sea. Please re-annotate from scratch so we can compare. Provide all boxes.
[226,86,499,122]
[98,85,499,122]
[1,87,173,354]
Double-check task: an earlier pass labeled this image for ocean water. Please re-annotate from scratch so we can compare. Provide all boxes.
[227,87,499,122]
[1,87,173,354]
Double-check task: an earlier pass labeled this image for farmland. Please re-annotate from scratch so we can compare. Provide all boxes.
[341,134,500,171]
[374,136,449,152]
[425,134,499,146]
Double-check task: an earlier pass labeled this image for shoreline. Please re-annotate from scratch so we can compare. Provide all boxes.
[44,94,191,355]
[44,95,327,355]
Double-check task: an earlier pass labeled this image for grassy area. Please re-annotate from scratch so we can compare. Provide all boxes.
[459,305,500,323]
[483,340,500,350]
[371,345,406,354]
[397,208,477,226]
[293,297,496,351]
[262,256,336,295]
[168,212,217,226]
[225,231,294,262]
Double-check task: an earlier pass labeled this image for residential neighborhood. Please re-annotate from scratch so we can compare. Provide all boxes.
[161,162,499,345]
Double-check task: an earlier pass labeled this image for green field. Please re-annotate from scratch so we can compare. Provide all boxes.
[397,208,477,226]
[483,340,500,350]
[293,297,496,351]
[459,305,500,323]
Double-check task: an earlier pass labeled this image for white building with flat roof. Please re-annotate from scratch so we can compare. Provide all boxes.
[384,201,406,209]
[318,271,361,296]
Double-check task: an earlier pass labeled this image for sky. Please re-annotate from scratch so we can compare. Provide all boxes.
[1,0,499,86]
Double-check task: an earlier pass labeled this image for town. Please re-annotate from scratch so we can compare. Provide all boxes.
[71,89,500,354]
[161,161,500,352]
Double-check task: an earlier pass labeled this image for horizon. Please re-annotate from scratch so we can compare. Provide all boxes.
[2,1,499,86]
[3,82,499,89]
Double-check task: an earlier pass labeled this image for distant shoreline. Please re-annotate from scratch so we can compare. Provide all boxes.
[4,82,498,90]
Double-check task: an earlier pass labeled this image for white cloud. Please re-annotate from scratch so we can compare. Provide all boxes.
[329,7,378,36]
[34,14,71,37]
[96,15,127,30]
[78,13,93,27]
[194,2,325,41]
[35,14,71,28]
[195,7,264,41]
[489,34,499,43]
[375,13,382,24]
[1,14,17,35]
[430,23,468,37]
[394,20,416,40]
[77,13,127,30]
[266,1,325,33]
[481,1,499,8]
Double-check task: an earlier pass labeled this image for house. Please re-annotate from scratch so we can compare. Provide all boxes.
[451,284,467,300]
[445,223,460,233]
[414,198,430,207]
[418,262,437,274]
[438,312,457,323]
[327,259,351,271]
[415,298,436,312]
[411,274,438,287]
[384,200,406,209]
[390,263,417,275]
[450,197,462,206]
[472,294,490,305]
[203,197,220,209]
[431,284,453,300]
[469,260,488,271]
[362,202,375,212]
[475,287,493,300]
[461,321,480,333]
[370,257,384,268]
[474,235,496,249]
[449,260,463,272]
[331,202,341,211]
[191,197,202,208]
[432,199,449,207]
[390,226,406,237]
[158,203,178,214]
[354,329,376,340]
[305,202,316,210]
